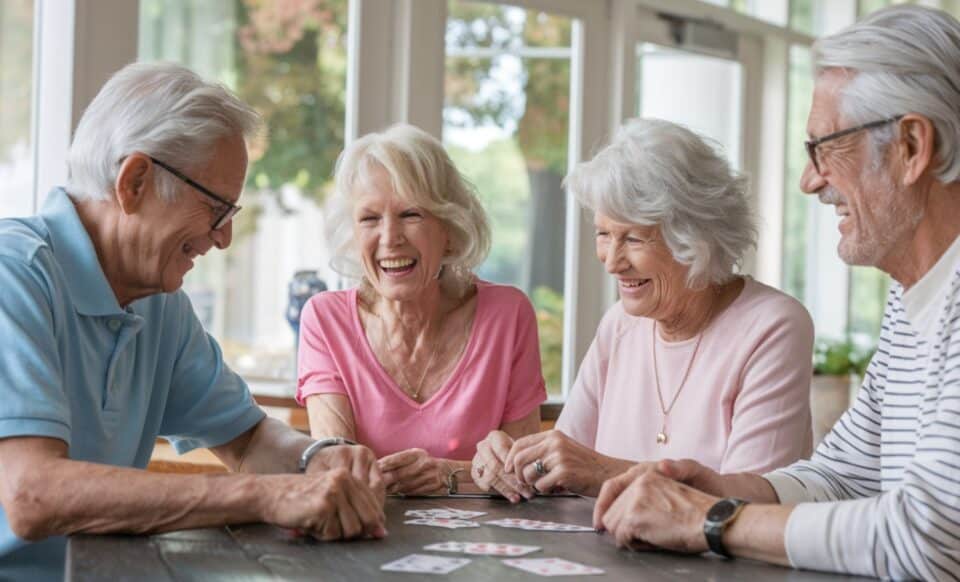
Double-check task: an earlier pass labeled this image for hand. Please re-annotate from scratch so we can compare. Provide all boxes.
[378,448,450,496]
[306,443,385,501]
[594,463,718,553]
[260,469,386,541]
[471,430,535,503]
[504,430,624,497]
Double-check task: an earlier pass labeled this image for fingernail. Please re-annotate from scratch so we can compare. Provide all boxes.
[373,526,387,538]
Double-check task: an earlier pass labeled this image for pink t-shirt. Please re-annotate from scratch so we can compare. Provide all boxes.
[556,277,813,474]
[296,281,547,460]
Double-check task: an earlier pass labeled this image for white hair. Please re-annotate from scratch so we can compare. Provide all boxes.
[814,5,960,183]
[67,62,261,202]
[565,118,756,288]
[326,123,491,293]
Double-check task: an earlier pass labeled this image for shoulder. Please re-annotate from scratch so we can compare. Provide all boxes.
[476,280,534,309]
[301,288,357,331]
[0,217,52,265]
[730,278,813,331]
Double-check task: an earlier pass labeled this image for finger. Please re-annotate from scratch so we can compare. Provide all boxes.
[593,472,633,529]
[380,469,398,488]
[344,479,387,538]
[388,458,433,485]
[510,442,550,485]
[658,458,709,487]
[491,472,525,503]
[335,491,364,540]
[504,432,547,472]
[368,462,386,501]
[399,473,446,496]
[318,513,343,541]
[378,449,419,473]
[486,432,514,463]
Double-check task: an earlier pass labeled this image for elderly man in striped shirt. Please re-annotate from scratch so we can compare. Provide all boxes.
[592,5,960,580]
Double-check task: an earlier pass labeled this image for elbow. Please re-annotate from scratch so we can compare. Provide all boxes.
[3,479,55,541]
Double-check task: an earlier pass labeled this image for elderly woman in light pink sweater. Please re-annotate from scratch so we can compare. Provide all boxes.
[472,118,814,499]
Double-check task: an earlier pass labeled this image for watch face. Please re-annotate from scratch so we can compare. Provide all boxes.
[706,499,740,523]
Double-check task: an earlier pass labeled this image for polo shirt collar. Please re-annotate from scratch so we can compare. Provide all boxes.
[40,188,127,317]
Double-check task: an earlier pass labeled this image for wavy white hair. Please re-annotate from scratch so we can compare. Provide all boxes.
[67,61,261,202]
[326,123,491,292]
[565,118,756,288]
[814,5,960,183]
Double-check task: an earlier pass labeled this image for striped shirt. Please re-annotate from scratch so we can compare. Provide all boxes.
[766,252,960,580]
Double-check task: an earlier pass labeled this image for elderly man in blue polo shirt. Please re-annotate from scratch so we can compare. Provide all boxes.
[0,62,385,581]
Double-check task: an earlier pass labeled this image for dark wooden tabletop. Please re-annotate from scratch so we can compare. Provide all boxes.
[67,496,873,581]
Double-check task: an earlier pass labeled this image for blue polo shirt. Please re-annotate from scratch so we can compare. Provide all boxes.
[0,189,266,581]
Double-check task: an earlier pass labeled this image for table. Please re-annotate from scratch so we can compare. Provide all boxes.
[67,496,872,581]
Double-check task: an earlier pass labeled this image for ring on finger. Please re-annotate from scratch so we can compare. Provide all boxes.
[534,458,547,476]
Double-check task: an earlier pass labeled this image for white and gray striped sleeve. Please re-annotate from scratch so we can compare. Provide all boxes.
[766,291,960,580]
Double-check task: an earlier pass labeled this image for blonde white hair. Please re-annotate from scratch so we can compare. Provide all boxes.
[67,62,261,202]
[814,5,960,183]
[326,123,491,292]
[565,118,756,288]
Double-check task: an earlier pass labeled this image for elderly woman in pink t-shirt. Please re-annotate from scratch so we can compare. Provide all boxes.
[473,118,814,499]
[296,124,545,500]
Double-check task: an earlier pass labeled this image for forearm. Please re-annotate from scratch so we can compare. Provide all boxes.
[230,417,313,474]
[715,472,781,503]
[8,457,267,539]
[724,504,793,566]
[582,455,636,497]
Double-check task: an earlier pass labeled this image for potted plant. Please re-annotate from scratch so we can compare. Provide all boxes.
[810,338,874,446]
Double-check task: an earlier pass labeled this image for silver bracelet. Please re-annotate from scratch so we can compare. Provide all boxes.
[297,437,357,473]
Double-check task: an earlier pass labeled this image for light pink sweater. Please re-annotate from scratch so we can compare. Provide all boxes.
[556,277,813,474]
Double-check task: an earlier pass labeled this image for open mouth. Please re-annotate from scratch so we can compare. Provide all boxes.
[619,278,650,289]
[378,257,417,276]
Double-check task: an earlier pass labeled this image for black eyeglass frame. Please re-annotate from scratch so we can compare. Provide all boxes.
[804,115,904,175]
[148,156,241,230]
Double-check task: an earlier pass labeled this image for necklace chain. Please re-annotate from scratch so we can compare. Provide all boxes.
[372,309,443,401]
[651,320,706,445]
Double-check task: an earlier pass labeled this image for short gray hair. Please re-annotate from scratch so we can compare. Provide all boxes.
[67,61,261,202]
[565,118,755,288]
[814,5,960,183]
[326,123,491,291]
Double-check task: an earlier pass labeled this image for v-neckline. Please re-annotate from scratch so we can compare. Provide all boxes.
[351,285,483,409]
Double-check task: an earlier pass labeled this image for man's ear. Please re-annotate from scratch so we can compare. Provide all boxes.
[896,114,936,186]
[114,154,152,215]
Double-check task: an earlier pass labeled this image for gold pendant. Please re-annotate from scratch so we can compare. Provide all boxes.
[656,432,667,444]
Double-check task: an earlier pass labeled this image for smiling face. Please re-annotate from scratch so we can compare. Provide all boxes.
[594,212,691,320]
[126,134,247,295]
[800,70,923,268]
[352,165,450,302]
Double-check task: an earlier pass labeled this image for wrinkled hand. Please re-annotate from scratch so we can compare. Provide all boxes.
[261,469,386,541]
[504,429,621,497]
[593,461,718,553]
[378,448,450,496]
[307,443,384,501]
[472,430,535,503]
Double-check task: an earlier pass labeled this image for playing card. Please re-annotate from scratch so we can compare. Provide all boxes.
[424,541,541,557]
[404,517,480,529]
[484,518,593,532]
[380,553,471,574]
[502,557,604,576]
[405,508,487,520]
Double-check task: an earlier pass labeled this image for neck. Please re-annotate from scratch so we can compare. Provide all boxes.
[366,281,448,346]
[657,277,742,342]
[881,182,960,290]
[74,198,156,307]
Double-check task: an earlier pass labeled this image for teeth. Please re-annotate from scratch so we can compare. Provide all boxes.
[379,258,415,269]
[620,279,648,288]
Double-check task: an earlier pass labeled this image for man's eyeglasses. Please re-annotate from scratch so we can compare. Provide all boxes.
[804,115,903,175]
[148,156,241,230]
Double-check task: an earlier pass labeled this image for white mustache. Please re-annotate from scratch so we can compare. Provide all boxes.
[818,186,846,206]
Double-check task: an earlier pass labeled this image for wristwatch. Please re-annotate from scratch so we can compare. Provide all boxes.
[298,437,357,473]
[703,498,749,558]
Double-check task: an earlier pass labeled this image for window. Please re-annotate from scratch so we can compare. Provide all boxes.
[0,0,35,217]
[443,1,573,396]
[782,45,814,304]
[139,0,348,383]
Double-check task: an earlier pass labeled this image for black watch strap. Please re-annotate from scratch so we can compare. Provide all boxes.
[703,498,748,558]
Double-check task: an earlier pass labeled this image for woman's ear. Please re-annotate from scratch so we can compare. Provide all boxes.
[896,114,936,187]
[114,154,152,215]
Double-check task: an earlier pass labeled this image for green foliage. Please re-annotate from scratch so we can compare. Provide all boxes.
[235,0,348,204]
[531,286,563,395]
[814,337,875,376]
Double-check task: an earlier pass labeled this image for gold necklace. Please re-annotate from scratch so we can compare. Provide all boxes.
[373,310,443,401]
[651,321,705,444]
